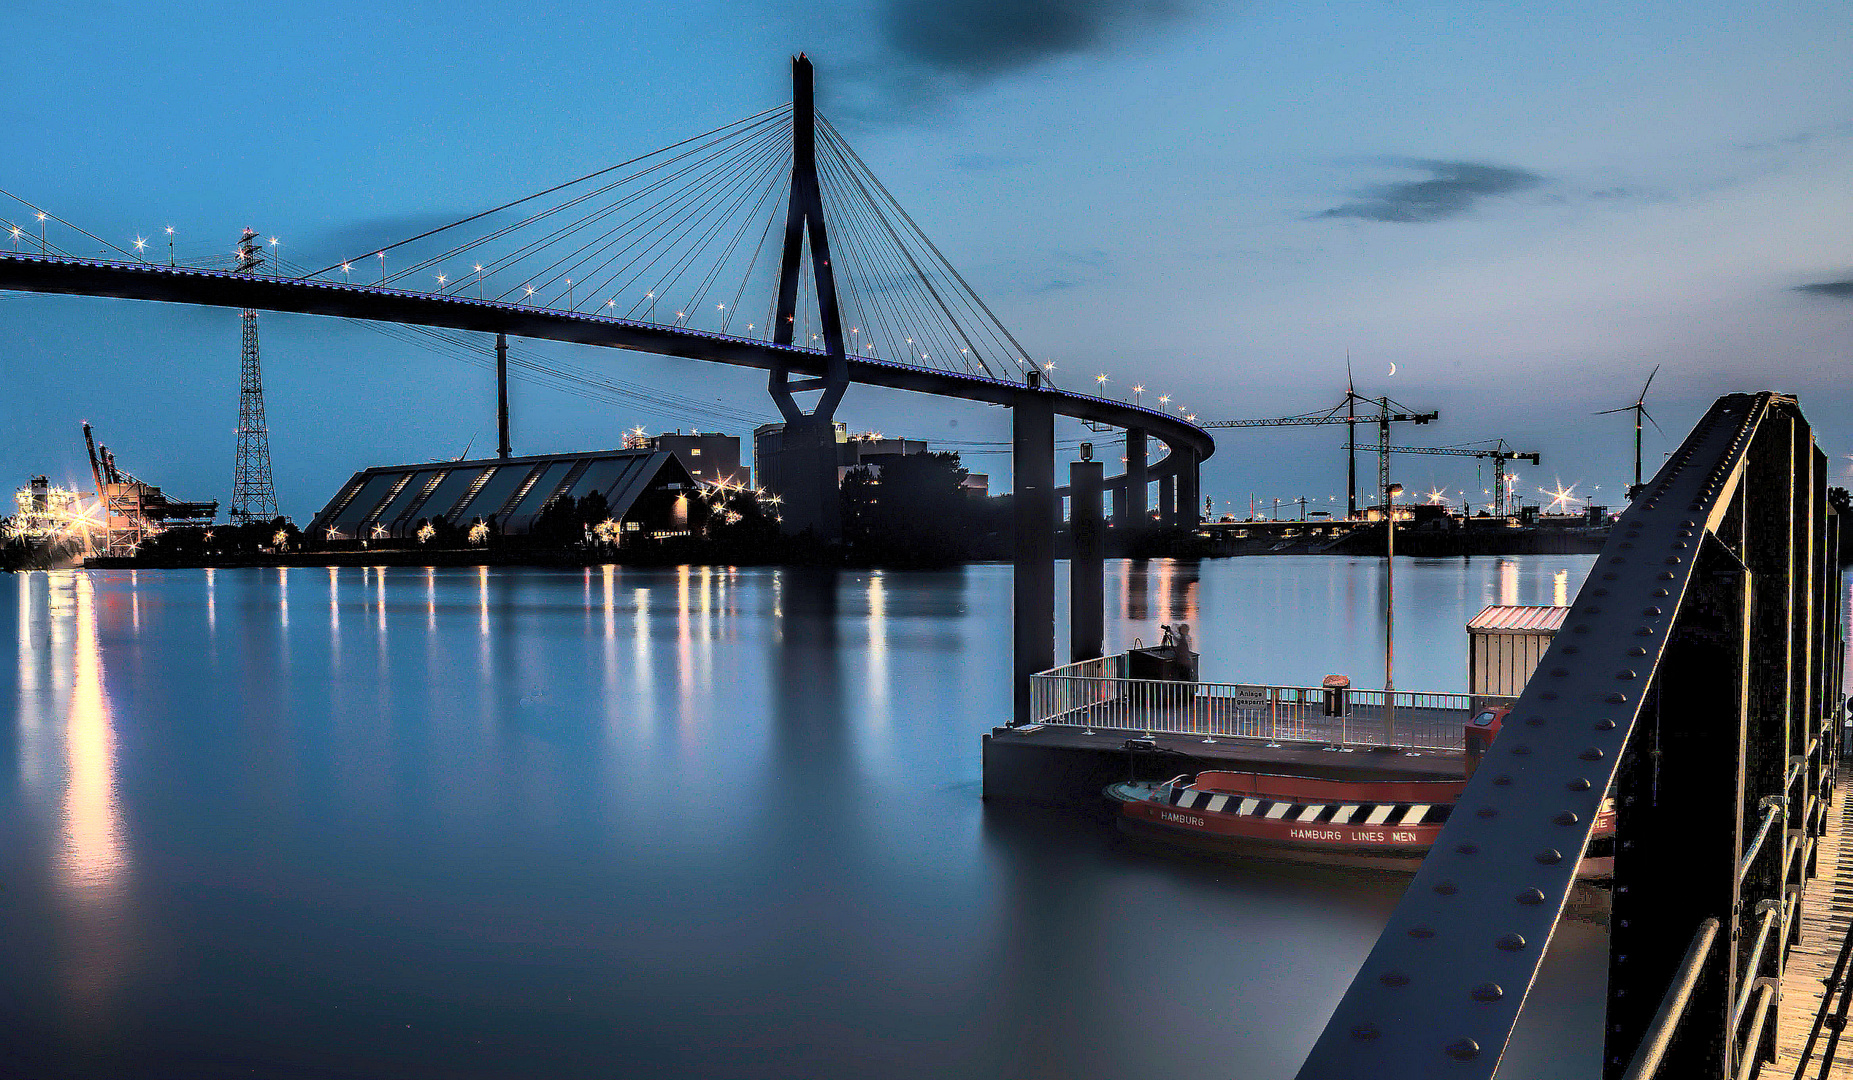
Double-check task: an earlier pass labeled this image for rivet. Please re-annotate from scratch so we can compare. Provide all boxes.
[1513,745,1532,756]
[1380,971,1410,987]
[1496,933,1528,951]
[1592,587,1611,596]
[1567,778,1591,790]
[1573,624,1590,633]
[1445,1038,1481,1060]
[1516,888,1545,905]
[1610,556,1627,564]
[1476,807,1498,819]
[1672,542,1689,551]
[1525,715,1544,727]
[1555,811,1580,826]
[1635,626,1654,636]
[1595,719,1616,730]
[1540,691,1558,700]
[1643,606,1663,616]
[1628,646,1646,656]
[1604,694,1626,706]
[1536,849,1562,865]
[1472,983,1505,1002]
[1494,775,1513,786]
[1616,669,1637,680]
[1665,556,1682,565]
[1409,926,1436,939]
[1435,880,1459,895]
[1351,1023,1380,1041]
[1457,842,1479,854]
[1550,668,1568,678]
[1602,573,1618,581]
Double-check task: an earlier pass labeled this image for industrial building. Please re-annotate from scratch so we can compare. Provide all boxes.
[624,430,743,488]
[754,422,987,498]
[308,448,698,541]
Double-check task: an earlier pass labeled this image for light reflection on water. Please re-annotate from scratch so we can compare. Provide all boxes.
[0,555,1694,1078]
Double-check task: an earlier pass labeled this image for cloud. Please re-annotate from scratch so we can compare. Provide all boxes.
[1316,160,1543,224]
[837,0,1208,118]
[881,0,1197,76]
[1795,280,1853,298]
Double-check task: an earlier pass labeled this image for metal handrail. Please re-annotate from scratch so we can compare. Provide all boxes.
[1733,980,1779,1080]
[1029,660,1500,752]
[1738,797,1786,884]
[1621,918,1721,1080]
[1732,901,1781,1025]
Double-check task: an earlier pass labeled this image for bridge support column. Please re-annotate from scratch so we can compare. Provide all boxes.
[1126,427,1148,528]
[1604,537,1751,1080]
[1070,458,1104,663]
[776,419,844,540]
[1177,450,1200,527]
[1013,388,1055,726]
[495,332,511,459]
[1158,471,1176,529]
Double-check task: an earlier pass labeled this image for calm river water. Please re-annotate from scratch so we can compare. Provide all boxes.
[4,555,1613,1079]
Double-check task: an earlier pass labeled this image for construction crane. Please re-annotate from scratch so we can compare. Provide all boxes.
[1204,392,1438,518]
[1343,440,1540,517]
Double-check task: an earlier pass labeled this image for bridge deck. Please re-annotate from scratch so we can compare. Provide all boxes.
[1773,776,1853,1078]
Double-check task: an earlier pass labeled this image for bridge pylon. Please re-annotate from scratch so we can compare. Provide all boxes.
[766,53,851,540]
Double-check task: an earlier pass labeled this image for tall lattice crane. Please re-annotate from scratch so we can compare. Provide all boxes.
[1343,440,1540,516]
[1203,392,1438,518]
[230,228,279,524]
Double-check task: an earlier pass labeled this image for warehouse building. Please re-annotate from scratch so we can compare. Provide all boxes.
[308,448,697,540]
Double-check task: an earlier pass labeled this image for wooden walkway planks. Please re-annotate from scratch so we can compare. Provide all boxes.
[1771,778,1853,1079]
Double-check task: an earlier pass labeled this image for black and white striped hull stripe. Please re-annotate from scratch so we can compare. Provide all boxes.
[1164,786,1453,827]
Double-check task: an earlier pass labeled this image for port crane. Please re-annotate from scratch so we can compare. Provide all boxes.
[1204,392,1438,519]
[1342,440,1540,517]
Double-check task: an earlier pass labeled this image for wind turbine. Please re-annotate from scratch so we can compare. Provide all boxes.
[1597,366,1662,497]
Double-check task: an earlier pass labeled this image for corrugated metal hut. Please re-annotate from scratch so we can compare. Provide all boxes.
[1467,604,1568,698]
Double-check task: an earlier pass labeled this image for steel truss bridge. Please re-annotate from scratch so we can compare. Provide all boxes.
[1299,391,1846,1079]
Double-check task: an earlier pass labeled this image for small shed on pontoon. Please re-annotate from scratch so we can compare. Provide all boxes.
[1467,605,1569,698]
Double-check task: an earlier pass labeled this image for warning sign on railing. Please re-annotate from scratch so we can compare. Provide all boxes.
[1231,685,1269,711]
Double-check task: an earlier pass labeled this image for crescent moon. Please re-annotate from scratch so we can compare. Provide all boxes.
[1388,362,1397,376]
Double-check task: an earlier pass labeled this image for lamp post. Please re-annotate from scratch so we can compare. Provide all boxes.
[1385,481,1403,743]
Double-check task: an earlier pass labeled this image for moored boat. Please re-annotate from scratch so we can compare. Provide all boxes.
[1106,705,1616,876]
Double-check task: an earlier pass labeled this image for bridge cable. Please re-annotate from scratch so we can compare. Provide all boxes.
[302,104,789,279]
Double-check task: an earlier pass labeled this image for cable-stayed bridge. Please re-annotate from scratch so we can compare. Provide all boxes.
[0,56,1210,541]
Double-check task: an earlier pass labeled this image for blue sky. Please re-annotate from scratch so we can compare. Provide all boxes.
[3,0,1849,519]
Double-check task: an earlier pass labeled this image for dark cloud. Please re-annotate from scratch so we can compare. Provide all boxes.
[1317,160,1543,224]
[837,0,1208,118]
[881,0,1197,76]
[1795,280,1853,298]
